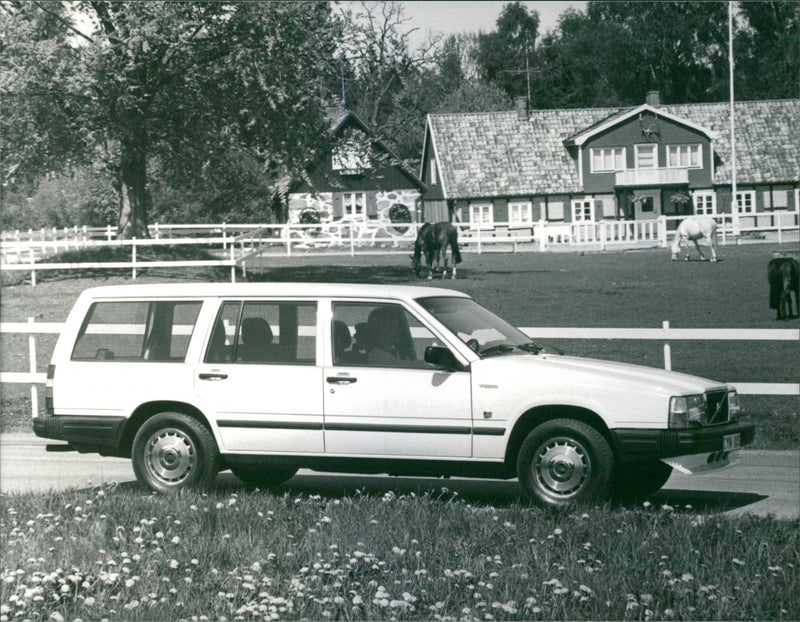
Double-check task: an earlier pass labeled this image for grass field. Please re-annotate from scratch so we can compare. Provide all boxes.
[2,244,797,445]
[1,244,799,621]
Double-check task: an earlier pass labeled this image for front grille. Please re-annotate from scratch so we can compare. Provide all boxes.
[706,390,729,425]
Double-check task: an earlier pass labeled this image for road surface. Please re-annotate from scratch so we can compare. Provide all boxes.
[1,434,797,519]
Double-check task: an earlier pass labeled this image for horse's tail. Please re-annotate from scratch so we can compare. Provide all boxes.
[449,227,462,264]
[768,261,782,309]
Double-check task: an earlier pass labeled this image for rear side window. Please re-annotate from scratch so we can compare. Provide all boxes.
[205,300,317,365]
[71,301,202,362]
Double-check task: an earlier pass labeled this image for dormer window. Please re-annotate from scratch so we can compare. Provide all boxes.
[332,129,372,175]
[667,144,702,168]
[590,147,625,173]
[635,144,658,169]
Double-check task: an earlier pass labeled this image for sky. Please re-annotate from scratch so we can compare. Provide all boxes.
[399,1,586,39]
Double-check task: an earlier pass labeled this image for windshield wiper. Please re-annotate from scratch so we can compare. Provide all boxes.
[517,341,564,355]
[479,344,518,357]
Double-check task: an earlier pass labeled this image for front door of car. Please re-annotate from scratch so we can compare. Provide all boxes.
[195,299,324,454]
[323,301,472,458]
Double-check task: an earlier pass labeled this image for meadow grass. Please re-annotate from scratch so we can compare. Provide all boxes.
[2,486,798,621]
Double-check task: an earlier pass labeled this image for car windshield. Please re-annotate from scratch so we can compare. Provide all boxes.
[416,296,558,357]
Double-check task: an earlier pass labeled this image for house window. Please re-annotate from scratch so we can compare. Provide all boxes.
[590,147,626,173]
[469,203,494,230]
[343,193,366,220]
[429,159,437,186]
[635,144,658,169]
[508,201,532,227]
[571,199,595,223]
[667,144,702,168]
[693,191,716,215]
[735,190,756,214]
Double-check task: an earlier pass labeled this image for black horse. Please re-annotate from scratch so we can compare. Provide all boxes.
[768,256,800,320]
[411,222,462,279]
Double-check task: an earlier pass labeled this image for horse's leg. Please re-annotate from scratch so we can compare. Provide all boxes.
[441,249,448,279]
[693,238,706,261]
[709,236,717,262]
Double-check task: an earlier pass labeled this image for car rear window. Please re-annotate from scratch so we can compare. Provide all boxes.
[71,300,202,362]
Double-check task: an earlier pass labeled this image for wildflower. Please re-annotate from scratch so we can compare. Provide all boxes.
[732,558,746,566]
[171,536,180,544]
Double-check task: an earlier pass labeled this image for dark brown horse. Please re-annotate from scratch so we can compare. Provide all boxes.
[412,222,462,279]
[768,256,800,320]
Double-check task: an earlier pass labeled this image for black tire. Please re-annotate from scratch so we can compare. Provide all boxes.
[611,460,673,500]
[230,464,298,489]
[517,419,613,508]
[132,412,220,493]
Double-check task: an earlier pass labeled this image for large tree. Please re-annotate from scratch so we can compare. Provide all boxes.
[1,1,339,237]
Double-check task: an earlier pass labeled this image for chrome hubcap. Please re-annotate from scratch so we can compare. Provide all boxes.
[533,438,590,498]
[144,428,196,485]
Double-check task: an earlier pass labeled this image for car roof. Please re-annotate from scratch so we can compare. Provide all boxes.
[79,282,472,302]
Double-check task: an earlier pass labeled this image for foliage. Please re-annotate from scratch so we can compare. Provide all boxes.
[473,1,540,100]
[1,487,798,621]
[1,1,340,237]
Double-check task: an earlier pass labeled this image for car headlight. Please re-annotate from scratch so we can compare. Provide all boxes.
[727,388,740,421]
[669,394,705,428]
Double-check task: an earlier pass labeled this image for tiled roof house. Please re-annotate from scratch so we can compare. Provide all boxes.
[288,109,424,228]
[419,93,799,232]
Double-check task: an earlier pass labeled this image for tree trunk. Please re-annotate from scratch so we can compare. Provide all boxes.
[116,131,150,239]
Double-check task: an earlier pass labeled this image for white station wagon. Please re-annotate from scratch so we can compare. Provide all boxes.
[36,283,755,507]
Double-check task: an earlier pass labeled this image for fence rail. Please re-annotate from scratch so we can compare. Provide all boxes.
[2,213,798,285]
[1,319,796,420]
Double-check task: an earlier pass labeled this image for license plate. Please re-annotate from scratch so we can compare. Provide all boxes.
[723,433,741,451]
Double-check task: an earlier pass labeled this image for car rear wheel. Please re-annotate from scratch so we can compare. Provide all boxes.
[517,419,613,508]
[132,412,220,493]
[611,459,673,500]
[230,464,298,489]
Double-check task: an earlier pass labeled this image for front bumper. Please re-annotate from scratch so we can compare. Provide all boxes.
[610,421,756,464]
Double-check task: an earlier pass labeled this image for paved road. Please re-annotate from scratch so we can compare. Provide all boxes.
[1,434,797,519]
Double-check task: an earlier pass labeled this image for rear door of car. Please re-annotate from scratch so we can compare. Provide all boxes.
[194,298,324,454]
[322,298,473,458]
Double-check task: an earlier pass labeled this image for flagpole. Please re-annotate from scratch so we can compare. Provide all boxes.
[729,1,740,236]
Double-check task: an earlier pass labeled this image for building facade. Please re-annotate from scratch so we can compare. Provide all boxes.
[288,110,423,229]
[420,94,799,233]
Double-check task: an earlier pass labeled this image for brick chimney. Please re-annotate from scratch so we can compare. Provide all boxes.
[645,91,661,107]
[514,96,527,120]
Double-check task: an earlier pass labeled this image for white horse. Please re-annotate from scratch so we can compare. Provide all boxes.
[671,216,718,262]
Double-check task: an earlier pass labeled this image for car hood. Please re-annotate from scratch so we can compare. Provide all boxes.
[479,352,725,396]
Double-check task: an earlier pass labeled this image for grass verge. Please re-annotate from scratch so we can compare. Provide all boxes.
[1,487,798,621]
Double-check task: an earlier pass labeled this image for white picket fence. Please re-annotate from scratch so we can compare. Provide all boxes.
[1,318,797,420]
[1,213,798,284]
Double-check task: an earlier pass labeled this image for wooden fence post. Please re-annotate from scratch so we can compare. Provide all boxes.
[663,320,672,371]
[132,239,137,279]
[29,247,36,287]
[230,244,236,283]
[28,316,38,418]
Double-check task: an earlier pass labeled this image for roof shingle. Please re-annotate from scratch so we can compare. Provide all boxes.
[428,100,800,198]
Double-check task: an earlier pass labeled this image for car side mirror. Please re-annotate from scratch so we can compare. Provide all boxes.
[424,345,463,371]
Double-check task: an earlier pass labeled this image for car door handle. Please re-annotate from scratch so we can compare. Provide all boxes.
[199,372,228,381]
[326,376,357,385]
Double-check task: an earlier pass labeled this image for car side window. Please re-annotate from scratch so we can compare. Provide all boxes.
[205,301,317,365]
[331,302,441,369]
[71,301,201,362]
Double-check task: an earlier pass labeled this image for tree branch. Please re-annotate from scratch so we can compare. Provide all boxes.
[31,1,95,45]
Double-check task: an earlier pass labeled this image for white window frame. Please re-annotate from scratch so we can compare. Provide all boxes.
[693,190,716,216]
[343,192,366,220]
[469,203,494,230]
[634,144,658,169]
[667,144,702,169]
[508,201,533,228]
[429,159,437,186]
[590,147,626,173]
[571,199,595,223]
[735,190,756,214]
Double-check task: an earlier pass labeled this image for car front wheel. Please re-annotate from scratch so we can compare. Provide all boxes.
[517,419,613,508]
[132,412,220,493]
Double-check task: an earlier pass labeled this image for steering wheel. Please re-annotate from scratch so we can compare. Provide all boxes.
[466,338,480,353]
